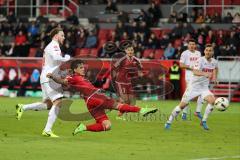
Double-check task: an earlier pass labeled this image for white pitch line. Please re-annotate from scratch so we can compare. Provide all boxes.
[191,155,240,160]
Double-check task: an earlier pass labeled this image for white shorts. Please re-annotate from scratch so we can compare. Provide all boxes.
[185,79,191,87]
[181,86,213,104]
[41,81,63,102]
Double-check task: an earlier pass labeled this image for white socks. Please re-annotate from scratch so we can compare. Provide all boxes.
[182,96,204,114]
[23,102,48,111]
[196,96,204,113]
[44,105,60,132]
[182,106,188,114]
[167,106,181,124]
[202,104,214,122]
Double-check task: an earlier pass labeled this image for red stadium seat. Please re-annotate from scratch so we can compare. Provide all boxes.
[68,2,77,14]
[40,6,47,15]
[208,0,231,4]
[61,8,71,17]
[232,0,240,4]
[49,7,58,15]
[97,39,107,49]
[207,7,222,16]
[151,29,161,38]
[79,48,90,57]
[154,49,164,59]
[89,48,99,58]
[209,0,221,5]
[196,0,204,4]
[224,0,232,4]
[161,29,171,34]
[73,0,79,3]
[98,29,110,40]
[28,48,37,57]
[74,48,81,56]
[207,0,232,14]
[0,0,5,5]
[75,48,90,57]
[174,39,182,48]
[143,49,154,58]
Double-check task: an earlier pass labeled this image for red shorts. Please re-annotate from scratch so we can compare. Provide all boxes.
[86,93,115,123]
[115,82,133,95]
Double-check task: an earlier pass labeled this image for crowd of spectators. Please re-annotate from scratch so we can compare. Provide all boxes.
[42,0,175,5]
[169,10,240,24]
[99,19,239,59]
[0,67,40,96]
[0,11,99,57]
[0,18,239,59]
[105,0,239,24]
[105,1,162,27]
[0,1,239,59]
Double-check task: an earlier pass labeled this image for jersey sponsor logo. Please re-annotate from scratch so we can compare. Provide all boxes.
[202,68,214,73]
[190,57,199,61]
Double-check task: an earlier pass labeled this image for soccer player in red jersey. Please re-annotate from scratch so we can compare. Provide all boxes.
[112,45,143,119]
[47,60,157,135]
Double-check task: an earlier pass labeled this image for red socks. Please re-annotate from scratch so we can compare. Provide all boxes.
[118,104,140,113]
[86,123,105,132]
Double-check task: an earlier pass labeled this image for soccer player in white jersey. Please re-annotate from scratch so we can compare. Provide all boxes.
[179,39,203,120]
[165,44,218,130]
[16,27,70,137]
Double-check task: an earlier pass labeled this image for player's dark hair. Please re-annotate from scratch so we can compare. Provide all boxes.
[125,44,133,50]
[188,39,196,44]
[71,60,84,71]
[121,40,133,50]
[205,44,213,48]
[50,27,63,39]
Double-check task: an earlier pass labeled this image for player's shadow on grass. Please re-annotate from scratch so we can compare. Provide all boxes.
[58,99,94,121]
[57,99,113,122]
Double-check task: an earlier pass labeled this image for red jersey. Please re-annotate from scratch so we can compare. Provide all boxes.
[66,74,99,100]
[113,55,142,83]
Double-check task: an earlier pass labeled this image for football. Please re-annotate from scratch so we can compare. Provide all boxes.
[214,97,229,111]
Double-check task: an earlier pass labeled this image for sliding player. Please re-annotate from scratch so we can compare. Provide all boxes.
[16,27,70,137]
[47,60,158,134]
[179,39,203,120]
[165,44,218,130]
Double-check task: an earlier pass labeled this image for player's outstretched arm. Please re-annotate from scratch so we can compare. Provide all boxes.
[51,53,71,62]
[47,73,68,85]
[180,62,192,70]
[193,69,211,78]
[212,67,218,84]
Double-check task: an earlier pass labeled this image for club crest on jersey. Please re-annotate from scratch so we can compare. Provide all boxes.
[54,45,59,51]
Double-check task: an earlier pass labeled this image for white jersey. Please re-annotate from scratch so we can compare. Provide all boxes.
[40,40,70,84]
[180,49,201,82]
[190,56,218,88]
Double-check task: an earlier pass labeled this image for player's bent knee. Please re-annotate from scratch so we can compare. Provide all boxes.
[179,101,188,109]
[204,95,215,105]
[44,99,52,109]
[102,120,111,131]
[53,98,63,107]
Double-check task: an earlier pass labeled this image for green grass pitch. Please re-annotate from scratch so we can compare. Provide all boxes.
[0,97,239,160]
